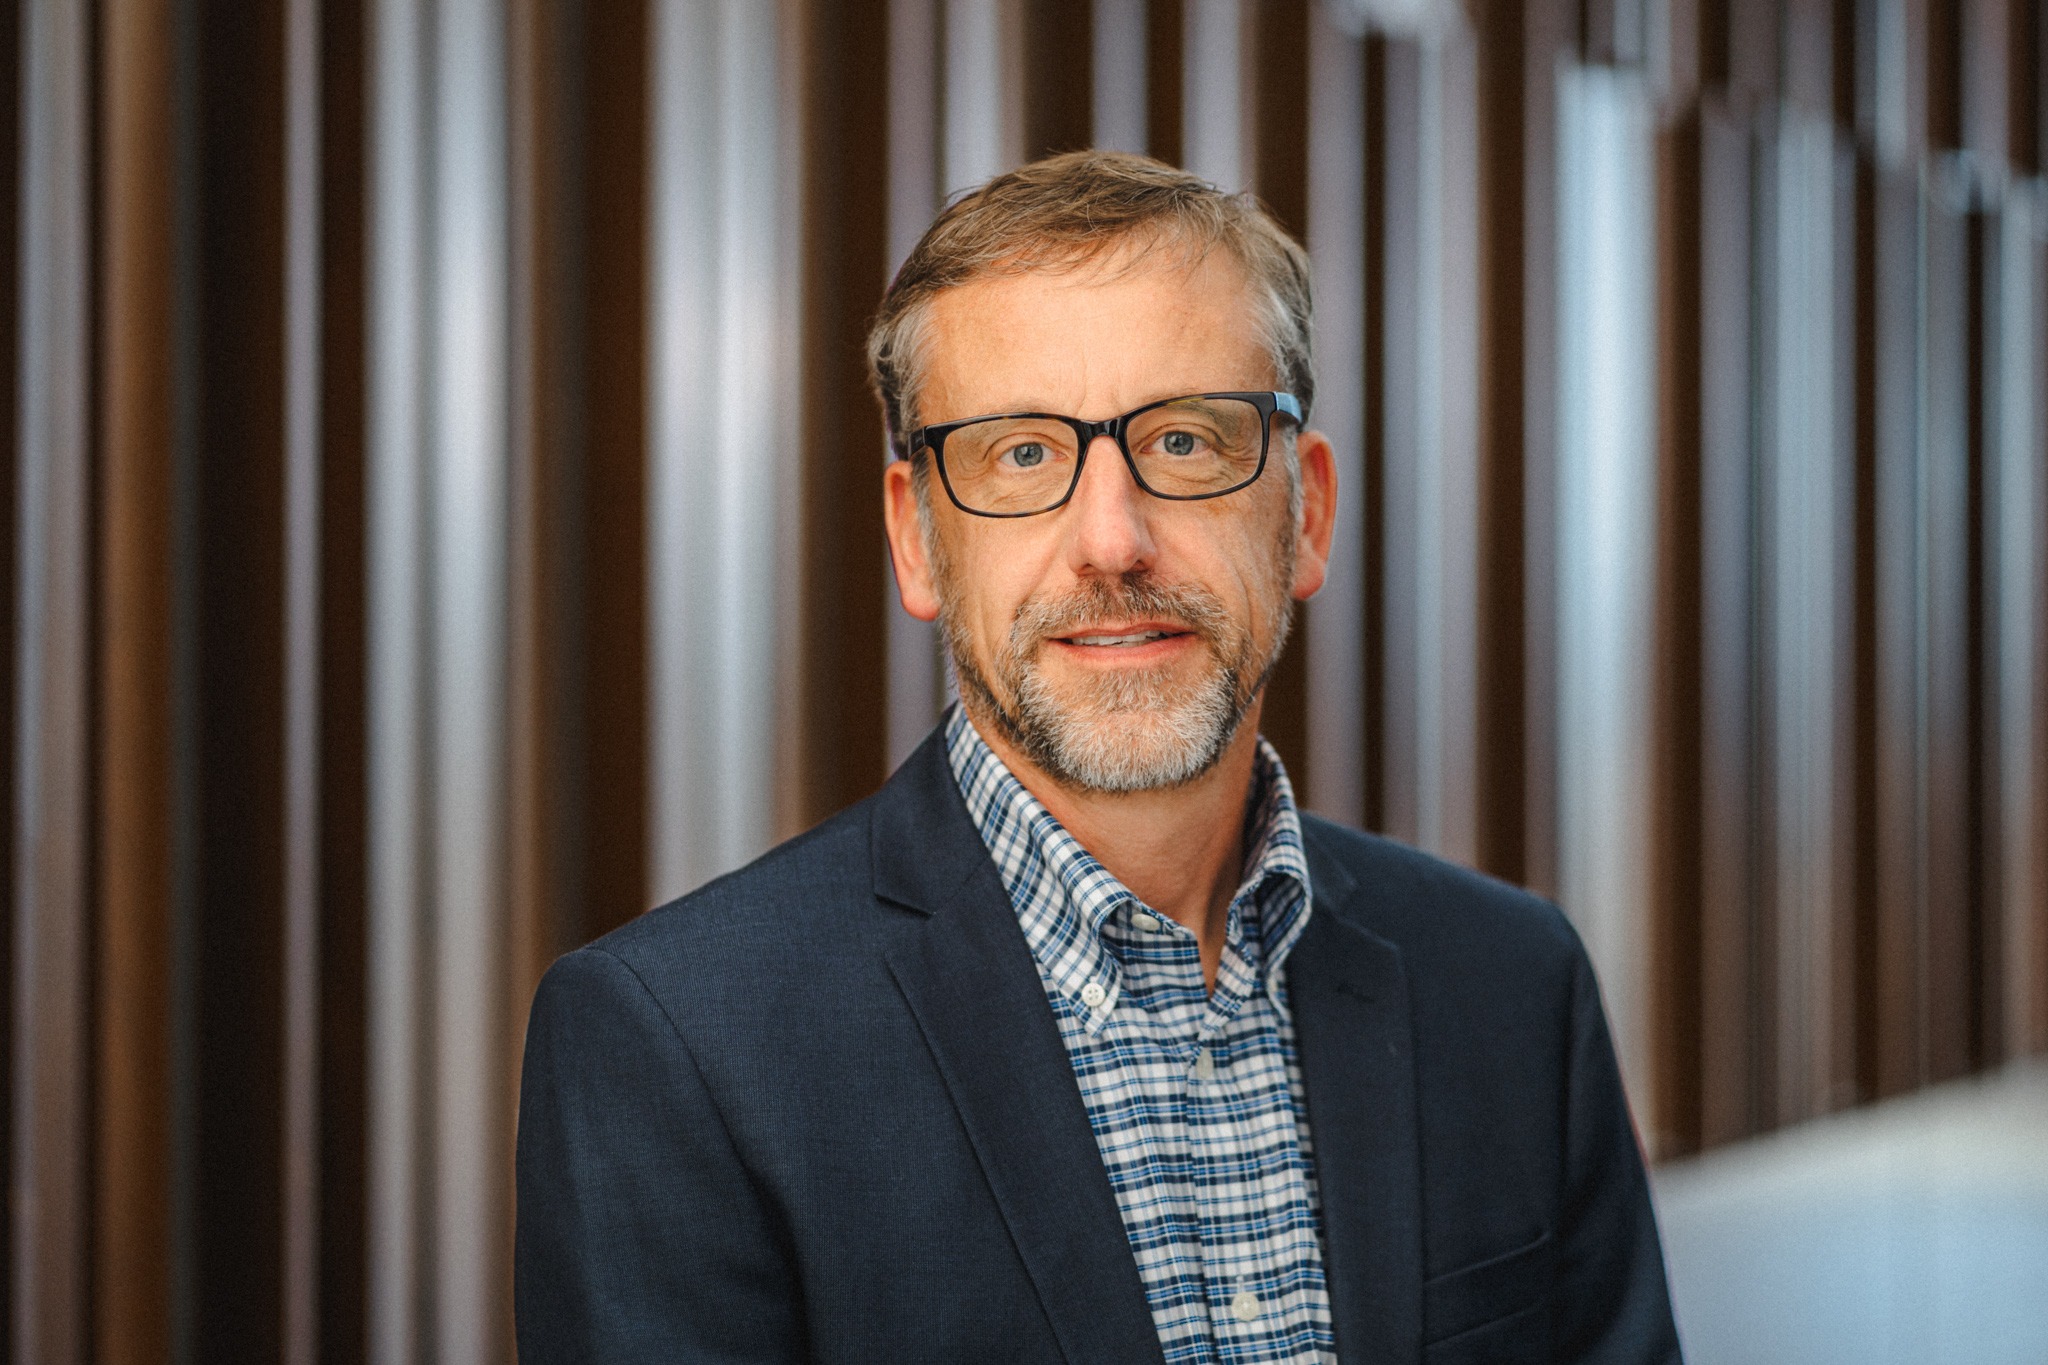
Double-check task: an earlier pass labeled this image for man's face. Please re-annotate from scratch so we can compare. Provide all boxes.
[882,243,1336,794]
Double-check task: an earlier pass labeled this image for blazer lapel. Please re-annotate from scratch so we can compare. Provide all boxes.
[873,733,1166,1365]
[1293,831,1424,1365]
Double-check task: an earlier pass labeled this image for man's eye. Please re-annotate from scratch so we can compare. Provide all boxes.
[1159,430,1202,457]
[1003,442,1049,469]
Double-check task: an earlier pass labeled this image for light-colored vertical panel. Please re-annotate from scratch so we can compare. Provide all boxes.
[429,0,513,1358]
[1759,107,1847,1124]
[1183,0,1245,187]
[886,0,944,772]
[1412,25,1479,866]
[1376,39,1423,845]
[367,0,428,1356]
[1303,10,1366,825]
[649,0,797,898]
[1998,186,2043,1054]
[944,0,1022,192]
[1555,62,1659,1110]
[1094,0,1149,152]
[11,1,93,1359]
[281,0,323,1357]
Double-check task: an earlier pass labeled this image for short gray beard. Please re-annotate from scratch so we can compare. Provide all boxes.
[936,554,1296,795]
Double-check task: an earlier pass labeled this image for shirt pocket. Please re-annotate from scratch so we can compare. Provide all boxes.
[1421,1228,1554,1362]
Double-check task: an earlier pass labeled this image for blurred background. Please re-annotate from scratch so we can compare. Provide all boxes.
[3,0,2043,1360]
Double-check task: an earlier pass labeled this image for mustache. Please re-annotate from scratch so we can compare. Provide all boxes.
[1008,574,1234,651]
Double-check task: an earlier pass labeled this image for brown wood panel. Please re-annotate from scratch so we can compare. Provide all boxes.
[315,0,369,1354]
[0,0,20,1332]
[1928,0,1962,148]
[190,1,290,1357]
[1251,0,1310,792]
[1654,106,1707,1157]
[1473,2,1527,888]
[799,0,891,831]
[1146,0,1183,166]
[1024,0,1093,157]
[1695,103,1761,1146]
[2013,0,2042,172]
[577,0,651,939]
[97,0,180,1358]
[1360,35,1388,836]
[1966,207,1997,1065]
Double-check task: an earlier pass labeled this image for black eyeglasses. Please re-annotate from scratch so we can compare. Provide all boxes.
[903,391,1302,519]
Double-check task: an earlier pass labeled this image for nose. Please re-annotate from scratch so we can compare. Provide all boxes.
[1060,434,1156,577]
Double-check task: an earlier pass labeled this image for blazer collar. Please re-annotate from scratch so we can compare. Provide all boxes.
[1293,821,1425,1365]
[872,730,1167,1365]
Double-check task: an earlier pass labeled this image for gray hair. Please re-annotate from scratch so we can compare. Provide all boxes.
[866,150,1315,459]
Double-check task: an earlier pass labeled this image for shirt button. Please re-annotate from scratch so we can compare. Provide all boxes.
[1132,911,1162,932]
[1231,1290,1260,1322]
[1194,1048,1215,1080]
[1080,981,1108,1009]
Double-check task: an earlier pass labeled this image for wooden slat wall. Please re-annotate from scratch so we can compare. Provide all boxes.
[4,1,2045,1357]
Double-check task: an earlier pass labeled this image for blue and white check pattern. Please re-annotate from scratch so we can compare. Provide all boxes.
[945,709,1336,1364]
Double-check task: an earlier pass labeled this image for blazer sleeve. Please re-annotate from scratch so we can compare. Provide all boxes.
[515,946,806,1364]
[1554,941,1684,1364]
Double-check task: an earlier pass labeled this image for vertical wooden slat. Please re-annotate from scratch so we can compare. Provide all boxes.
[190,0,290,1357]
[316,5,370,1358]
[2027,214,2048,1056]
[1519,0,1571,903]
[1872,166,1924,1097]
[282,0,324,1354]
[800,0,891,827]
[1302,5,1366,826]
[1251,0,1310,790]
[1849,137,1882,1107]
[577,0,650,936]
[1360,35,1388,835]
[508,0,567,1097]
[1920,187,1973,1083]
[885,0,942,771]
[1965,205,1998,1064]
[1654,103,1706,1157]
[1146,0,1183,166]
[12,0,94,1358]
[1694,103,1759,1144]
[97,0,181,1356]
[0,0,24,1331]
[1473,4,1527,885]
[1092,0,1147,152]
[1372,38,1421,847]
[1024,0,1093,157]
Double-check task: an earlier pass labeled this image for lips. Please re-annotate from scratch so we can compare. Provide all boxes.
[1054,622,1194,648]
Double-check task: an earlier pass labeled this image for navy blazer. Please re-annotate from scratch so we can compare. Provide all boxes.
[515,729,1682,1364]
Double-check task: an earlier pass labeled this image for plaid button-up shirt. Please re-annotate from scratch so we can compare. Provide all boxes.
[945,709,1337,1364]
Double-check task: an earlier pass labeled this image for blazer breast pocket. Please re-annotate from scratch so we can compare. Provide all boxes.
[1421,1229,1554,1364]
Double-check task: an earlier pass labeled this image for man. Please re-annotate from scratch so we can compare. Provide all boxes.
[516,151,1681,1364]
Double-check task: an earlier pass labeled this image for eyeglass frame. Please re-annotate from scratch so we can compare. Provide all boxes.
[901,390,1305,519]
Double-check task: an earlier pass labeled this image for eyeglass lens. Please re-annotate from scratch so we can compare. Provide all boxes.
[940,396,1270,516]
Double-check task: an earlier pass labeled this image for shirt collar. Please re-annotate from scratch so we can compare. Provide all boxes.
[943,706,1315,1002]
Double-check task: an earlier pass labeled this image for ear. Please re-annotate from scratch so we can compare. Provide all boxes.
[1288,430,1338,601]
[883,458,943,622]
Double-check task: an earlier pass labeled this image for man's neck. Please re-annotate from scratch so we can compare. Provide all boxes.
[968,704,1264,991]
